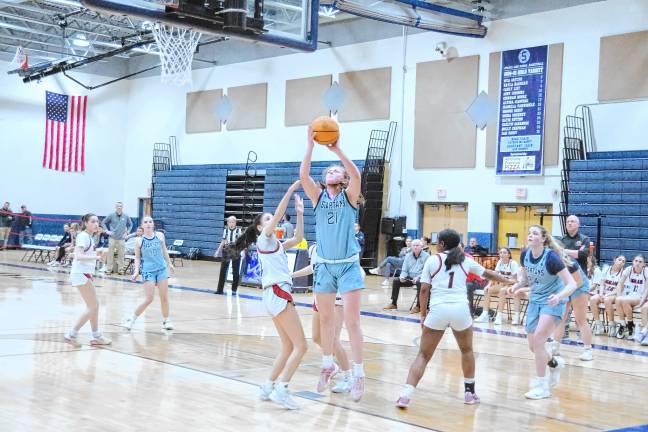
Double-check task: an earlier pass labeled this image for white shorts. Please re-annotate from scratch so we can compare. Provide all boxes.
[70,272,92,287]
[262,283,293,317]
[423,302,472,331]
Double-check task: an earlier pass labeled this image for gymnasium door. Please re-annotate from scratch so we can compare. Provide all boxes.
[421,203,468,244]
[496,204,552,260]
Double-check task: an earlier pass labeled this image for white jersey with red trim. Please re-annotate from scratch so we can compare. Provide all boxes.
[256,233,292,289]
[600,266,623,295]
[421,253,485,307]
[494,259,520,278]
[622,266,646,297]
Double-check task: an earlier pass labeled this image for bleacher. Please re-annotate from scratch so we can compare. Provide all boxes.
[568,150,648,262]
[152,160,365,257]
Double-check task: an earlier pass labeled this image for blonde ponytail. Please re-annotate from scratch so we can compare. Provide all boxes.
[530,224,573,268]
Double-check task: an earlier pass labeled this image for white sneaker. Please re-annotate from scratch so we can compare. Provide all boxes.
[259,382,274,401]
[331,375,352,393]
[640,330,648,346]
[494,313,503,325]
[525,377,551,400]
[121,317,134,331]
[269,387,300,410]
[47,261,59,267]
[633,328,644,342]
[474,311,490,323]
[607,323,617,338]
[548,356,565,388]
[350,375,365,402]
[381,280,390,287]
[511,313,520,326]
[89,335,112,346]
[579,348,593,361]
[63,331,77,342]
[162,319,174,331]
[592,321,602,336]
[369,267,381,276]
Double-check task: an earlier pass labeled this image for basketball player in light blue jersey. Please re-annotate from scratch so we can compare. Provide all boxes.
[507,225,577,400]
[122,216,175,332]
[551,258,594,362]
[300,125,366,401]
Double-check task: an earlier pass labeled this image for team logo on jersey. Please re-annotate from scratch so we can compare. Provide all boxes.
[575,241,582,247]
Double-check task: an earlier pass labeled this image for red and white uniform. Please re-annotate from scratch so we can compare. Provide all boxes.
[69,231,96,286]
[599,266,622,296]
[622,267,647,298]
[494,259,520,279]
[257,233,293,317]
[420,253,485,331]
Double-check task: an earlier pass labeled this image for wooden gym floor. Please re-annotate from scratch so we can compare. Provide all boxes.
[0,249,647,432]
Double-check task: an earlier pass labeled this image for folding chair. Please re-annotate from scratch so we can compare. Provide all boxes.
[169,239,184,267]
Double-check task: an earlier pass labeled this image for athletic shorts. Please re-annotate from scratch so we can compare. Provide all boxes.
[423,302,472,331]
[313,261,364,294]
[312,296,343,312]
[70,272,93,286]
[569,285,590,302]
[142,267,169,283]
[525,301,566,333]
[262,283,294,317]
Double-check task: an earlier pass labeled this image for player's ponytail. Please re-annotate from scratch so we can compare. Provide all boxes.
[227,213,263,257]
[531,224,572,267]
[438,229,464,270]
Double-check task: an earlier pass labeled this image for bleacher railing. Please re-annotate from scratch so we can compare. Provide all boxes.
[359,121,398,267]
[560,106,594,233]
[151,136,178,217]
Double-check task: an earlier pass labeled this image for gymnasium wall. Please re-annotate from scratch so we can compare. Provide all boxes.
[0,66,131,217]
[4,0,648,240]
[119,0,648,237]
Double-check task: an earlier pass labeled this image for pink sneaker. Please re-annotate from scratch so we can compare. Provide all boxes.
[464,391,480,405]
[351,376,365,402]
[317,364,339,393]
[396,395,410,408]
[89,335,112,346]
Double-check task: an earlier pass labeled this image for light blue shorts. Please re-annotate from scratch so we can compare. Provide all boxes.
[142,267,169,283]
[313,261,364,294]
[525,301,566,333]
[569,285,589,302]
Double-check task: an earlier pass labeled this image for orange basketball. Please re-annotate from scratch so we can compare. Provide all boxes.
[311,116,339,146]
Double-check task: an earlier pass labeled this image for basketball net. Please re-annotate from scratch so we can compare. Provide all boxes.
[8,46,29,71]
[152,23,201,86]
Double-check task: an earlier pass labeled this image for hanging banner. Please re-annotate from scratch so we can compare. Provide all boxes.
[496,45,548,176]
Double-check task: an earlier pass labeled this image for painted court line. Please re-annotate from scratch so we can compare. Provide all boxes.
[2,262,648,358]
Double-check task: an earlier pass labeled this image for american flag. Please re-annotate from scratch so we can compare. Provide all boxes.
[43,91,88,172]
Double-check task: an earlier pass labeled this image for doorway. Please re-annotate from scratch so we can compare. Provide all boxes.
[495,204,552,260]
[421,203,469,244]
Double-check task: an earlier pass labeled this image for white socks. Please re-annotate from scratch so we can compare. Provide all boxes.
[322,355,334,368]
[353,362,365,378]
[401,384,414,397]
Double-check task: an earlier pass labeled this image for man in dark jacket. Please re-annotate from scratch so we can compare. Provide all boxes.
[17,205,33,246]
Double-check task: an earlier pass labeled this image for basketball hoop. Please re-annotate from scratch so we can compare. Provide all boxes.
[8,46,29,71]
[152,23,202,86]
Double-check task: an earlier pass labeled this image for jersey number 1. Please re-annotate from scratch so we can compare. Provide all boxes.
[448,271,455,288]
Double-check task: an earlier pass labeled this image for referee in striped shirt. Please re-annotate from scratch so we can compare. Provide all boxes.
[216,216,242,294]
